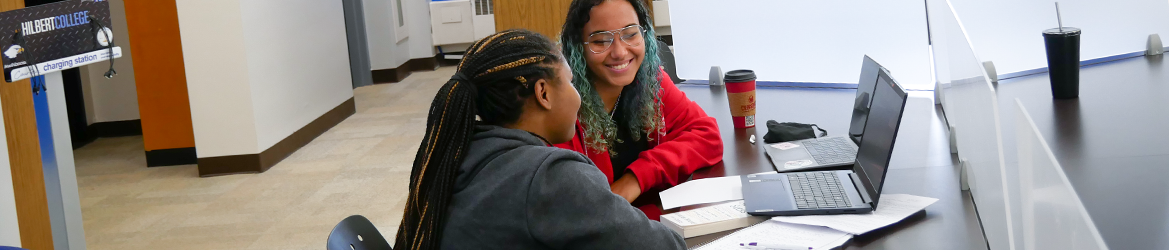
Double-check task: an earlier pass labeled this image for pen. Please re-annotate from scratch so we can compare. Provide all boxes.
[739,242,812,250]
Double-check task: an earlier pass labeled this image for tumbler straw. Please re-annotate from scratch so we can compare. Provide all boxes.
[1055,2,1063,33]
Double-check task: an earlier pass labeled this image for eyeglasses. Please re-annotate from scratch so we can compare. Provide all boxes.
[583,24,645,54]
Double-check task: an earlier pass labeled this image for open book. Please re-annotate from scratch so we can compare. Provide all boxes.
[660,200,767,238]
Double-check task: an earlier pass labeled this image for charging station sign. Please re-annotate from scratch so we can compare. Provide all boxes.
[0,0,119,82]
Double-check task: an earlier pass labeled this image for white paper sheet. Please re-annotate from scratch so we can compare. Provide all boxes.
[770,194,938,235]
[660,176,743,209]
[693,221,852,250]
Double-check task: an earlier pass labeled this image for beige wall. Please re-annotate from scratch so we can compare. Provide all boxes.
[241,0,354,150]
[79,0,140,124]
[177,0,354,158]
[175,0,259,157]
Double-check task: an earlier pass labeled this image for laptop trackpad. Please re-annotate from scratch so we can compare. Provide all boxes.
[742,174,797,214]
[766,143,815,170]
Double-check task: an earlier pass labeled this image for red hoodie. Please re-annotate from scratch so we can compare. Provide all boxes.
[555,70,724,220]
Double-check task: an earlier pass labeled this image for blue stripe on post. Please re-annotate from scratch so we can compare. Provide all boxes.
[31,75,69,250]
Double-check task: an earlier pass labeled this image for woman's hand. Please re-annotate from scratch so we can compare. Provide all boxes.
[610,172,643,203]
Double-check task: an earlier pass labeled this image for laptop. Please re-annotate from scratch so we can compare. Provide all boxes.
[763,55,888,172]
[742,69,908,216]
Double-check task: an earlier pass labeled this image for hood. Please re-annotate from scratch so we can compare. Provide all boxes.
[452,125,547,191]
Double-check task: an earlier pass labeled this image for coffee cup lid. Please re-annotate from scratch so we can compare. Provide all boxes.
[724,69,757,83]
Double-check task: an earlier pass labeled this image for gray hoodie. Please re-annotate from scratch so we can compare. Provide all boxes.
[438,125,686,250]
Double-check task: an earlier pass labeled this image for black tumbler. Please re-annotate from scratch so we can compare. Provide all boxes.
[1043,27,1081,99]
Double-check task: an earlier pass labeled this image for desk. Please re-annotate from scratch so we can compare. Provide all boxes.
[995,55,1169,249]
[671,85,987,249]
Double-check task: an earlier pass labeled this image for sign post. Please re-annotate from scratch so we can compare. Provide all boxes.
[0,1,121,249]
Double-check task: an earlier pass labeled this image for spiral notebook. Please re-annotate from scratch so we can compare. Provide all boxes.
[692,220,852,250]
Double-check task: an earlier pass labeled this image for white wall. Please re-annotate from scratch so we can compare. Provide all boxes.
[177,0,354,158]
[363,0,435,70]
[405,0,435,59]
[671,0,934,90]
[241,0,355,150]
[0,92,18,248]
[176,0,260,157]
[949,0,1169,75]
[363,0,408,70]
[79,0,140,124]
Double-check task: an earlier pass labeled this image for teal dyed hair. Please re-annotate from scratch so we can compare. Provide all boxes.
[561,0,665,155]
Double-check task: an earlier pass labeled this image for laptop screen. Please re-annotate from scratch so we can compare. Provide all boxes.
[848,55,886,142]
[852,69,907,208]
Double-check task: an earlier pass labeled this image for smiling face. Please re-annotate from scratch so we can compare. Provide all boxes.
[581,0,645,89]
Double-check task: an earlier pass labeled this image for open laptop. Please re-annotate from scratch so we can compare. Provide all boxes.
[763,55,888,172]
[742,69,908,216]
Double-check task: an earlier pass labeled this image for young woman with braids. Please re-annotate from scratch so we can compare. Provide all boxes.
[394,29,685,250]
[556,0,724,220]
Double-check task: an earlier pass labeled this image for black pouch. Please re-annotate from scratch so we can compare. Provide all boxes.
[763,120,828,143]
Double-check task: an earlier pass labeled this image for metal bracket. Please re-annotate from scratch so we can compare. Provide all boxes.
[934,81,943,105]
[983,61,998,83]
[708,66,723,86]
[959,158,970,191]
[1148,34,1164,56]
[949,125,959,154]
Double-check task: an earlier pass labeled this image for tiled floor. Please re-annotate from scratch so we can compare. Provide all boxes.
[75,67,457,249]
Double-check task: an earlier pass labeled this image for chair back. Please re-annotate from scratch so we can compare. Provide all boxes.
[656,40,684,84]
[327,215,393,250]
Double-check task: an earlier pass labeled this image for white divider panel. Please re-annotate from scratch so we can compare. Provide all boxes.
[927,0,1016,249]
[669,0,934,90]
[949,0,1169,75]
[1012,99,1108,250]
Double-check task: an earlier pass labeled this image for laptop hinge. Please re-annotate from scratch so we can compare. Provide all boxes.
[848,173,872,204]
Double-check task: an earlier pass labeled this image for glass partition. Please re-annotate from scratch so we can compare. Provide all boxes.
[1012,99,1108,250]
[927,0,1015,249]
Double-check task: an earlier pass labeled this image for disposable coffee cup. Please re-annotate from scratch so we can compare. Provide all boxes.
[1043,27,1081,99]
[724,70,757,128]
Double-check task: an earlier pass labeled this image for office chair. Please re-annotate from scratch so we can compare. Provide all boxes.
[327,215,393,250]
[0,246,27,250]
[656,40,684,84]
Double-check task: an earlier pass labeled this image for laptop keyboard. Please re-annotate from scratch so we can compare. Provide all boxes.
[803,137,858,165]
[787,172,853,209]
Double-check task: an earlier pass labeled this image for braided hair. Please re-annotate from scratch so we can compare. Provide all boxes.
[561,0,665,155]
[395,29,562,250]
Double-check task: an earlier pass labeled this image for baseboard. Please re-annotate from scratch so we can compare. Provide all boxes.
[436,54,461,67]
[145,147,197,167]
[371,58,438,84]
[73,119,144,149]
[197,97,356,177]
[88,119,143,137]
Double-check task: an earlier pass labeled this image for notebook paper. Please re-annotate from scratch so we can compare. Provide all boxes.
[660,176,743,209]
[770,194,938,235]
[693,220,852,250]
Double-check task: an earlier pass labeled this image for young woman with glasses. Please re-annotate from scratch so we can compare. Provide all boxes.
[556,0,724,220]
[395,29,684,249]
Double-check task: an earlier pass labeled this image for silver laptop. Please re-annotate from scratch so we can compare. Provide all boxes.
[764,55,887,172]
[743,69,907,216]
